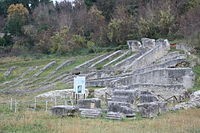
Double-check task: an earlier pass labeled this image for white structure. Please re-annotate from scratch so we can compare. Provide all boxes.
[141,38,156,49]
[74,76,86,94]
[127,40,142,51]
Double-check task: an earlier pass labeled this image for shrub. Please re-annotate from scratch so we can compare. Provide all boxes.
[6,4,29,35]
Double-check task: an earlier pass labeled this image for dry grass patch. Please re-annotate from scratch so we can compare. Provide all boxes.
[0,109,200,133]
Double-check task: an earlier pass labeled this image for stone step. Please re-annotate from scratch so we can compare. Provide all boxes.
[80,109,102,118]
[106,112,125,120]
[75,53,109,69]
[103,50,130,67]
[114,50,146,69]
[111,96,134,103]
[113,90,138,97]
[108,101,132,108]
[89,50,123,68]
[108,101,135,115]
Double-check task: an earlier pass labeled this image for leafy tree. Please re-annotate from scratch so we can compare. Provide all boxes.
[177,0,200,15]
[0,0,52,16]
[107,18,123,45]
[5,3,29,35]
[33,3,57,30]
[50,27,69,54]
[84,0,96,9]
[95,0,116,21]
[138,7,174,39]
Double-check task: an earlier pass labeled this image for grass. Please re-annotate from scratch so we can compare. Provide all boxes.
[190,65,200,92]
[0,53,99,93]
[0,109,200,133]
[55,82,72,90]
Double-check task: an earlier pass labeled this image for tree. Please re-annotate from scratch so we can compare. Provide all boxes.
[107,18,123,45]
[50,27,69,54]
[179,5,200,49]
[6,3,29,35]
[95,0,116,21]
[84,0,96,9]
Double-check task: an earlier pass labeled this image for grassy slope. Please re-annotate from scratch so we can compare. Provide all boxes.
[0,53,99,91]
[191,65,200,92]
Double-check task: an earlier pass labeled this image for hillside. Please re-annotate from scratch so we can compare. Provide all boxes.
[0,0,200,56]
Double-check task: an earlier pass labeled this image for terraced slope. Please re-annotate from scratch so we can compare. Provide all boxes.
[0,50,135,96]
[0,39,194,100]
[0,54,101,95]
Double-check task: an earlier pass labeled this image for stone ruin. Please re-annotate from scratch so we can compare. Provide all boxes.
[51,98,102,118]
[51,105,79,116]
[49,38,197,120]
[127,40,142,51]
[0,36,195,120]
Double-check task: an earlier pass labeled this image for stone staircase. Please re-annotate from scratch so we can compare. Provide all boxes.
[106,89,137,119]
[103,50,131,67]
[89,50,123,68]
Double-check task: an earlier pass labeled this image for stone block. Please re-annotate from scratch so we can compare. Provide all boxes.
[137,102,159,118]
[158,101,168,113]
[78,98,101,109]
[51,105,79,116]
[139,91,159,103]
[108,101,134,115]
[141,38,155,49]
[80,109,102,118]
[137,101,168,118]
[112,90,139,104]
[127,40,142,51]
[106,112,125,120]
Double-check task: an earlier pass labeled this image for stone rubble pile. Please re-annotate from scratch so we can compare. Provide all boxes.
[171,90,200,111]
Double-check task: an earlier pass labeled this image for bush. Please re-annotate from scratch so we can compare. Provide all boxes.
[72,35,87,48]
[0,34,13,47]
[0,37,6,47]
[139,8,174,39]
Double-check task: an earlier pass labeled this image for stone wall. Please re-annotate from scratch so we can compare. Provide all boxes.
[132,58,187,75]
[113,68,194,88]
[86,77,118,87]
[129,84,184,98]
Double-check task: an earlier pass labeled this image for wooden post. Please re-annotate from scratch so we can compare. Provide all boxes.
[105,92,107,105]
[70,97,73,106]
[10,98,13,110]
[72,92,75,99]
[45,101,48,112]
[14,99,17,113]
[75,94,78,104]
[34,97,37,111]
[64,99,67,106]
[54,97,57,106]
